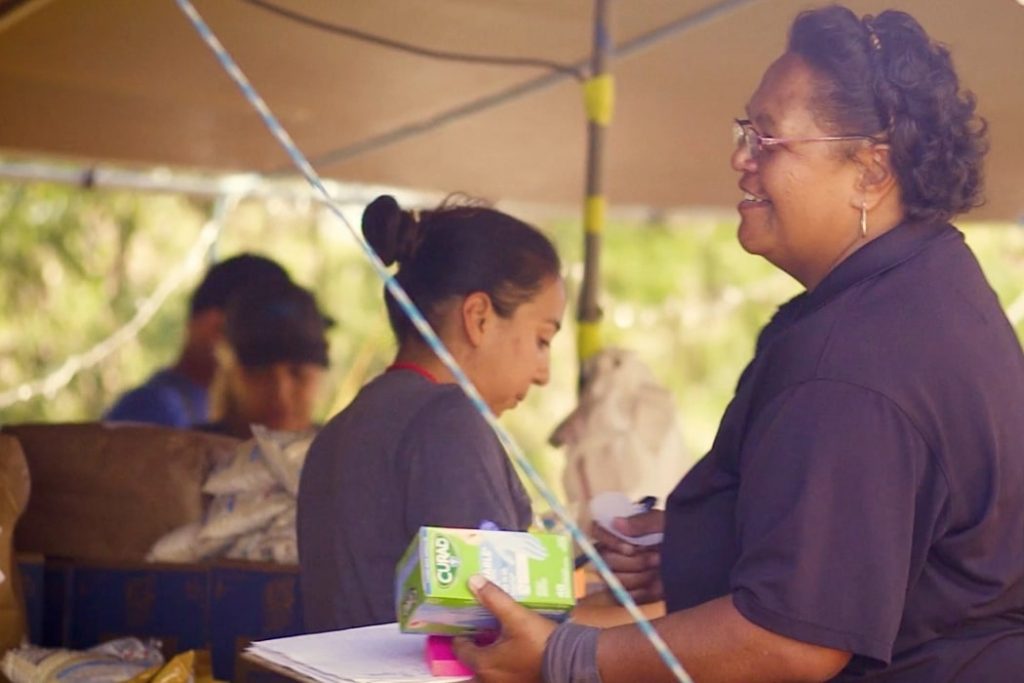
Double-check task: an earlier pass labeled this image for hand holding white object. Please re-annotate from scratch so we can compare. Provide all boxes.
[589,491,664,546]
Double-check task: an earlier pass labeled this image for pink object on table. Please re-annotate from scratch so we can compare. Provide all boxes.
[425,635,474,677]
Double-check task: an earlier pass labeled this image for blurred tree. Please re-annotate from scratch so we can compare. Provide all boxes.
[2,180,1022,509]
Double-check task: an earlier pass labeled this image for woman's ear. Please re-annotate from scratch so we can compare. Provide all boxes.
[461,291,494,347]
[852,144,898,211]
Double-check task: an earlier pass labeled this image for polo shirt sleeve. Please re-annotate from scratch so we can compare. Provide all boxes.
[401,391,530,536]
[730,379,939,664]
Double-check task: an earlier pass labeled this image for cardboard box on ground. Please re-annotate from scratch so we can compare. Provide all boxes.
[1,422,310,682]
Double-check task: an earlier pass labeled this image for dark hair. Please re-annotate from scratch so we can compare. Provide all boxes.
[362,194,561,344]
[788,5,988,223]
[189,253,291,318]
[224,280,331,368]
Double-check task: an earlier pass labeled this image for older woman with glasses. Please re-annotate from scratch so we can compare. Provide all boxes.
[454,5,1023,683]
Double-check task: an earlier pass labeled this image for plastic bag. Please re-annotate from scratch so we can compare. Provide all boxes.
[250,425,315,497]
[202,440,276,496]
[1,638,163,683]
[145,522,235,563]
[147,427,313,564]
[198,490,292,542]
[225,508,297,564]
[126,649,214,683]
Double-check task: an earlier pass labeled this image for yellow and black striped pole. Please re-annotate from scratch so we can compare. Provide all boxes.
[577,0,613,384]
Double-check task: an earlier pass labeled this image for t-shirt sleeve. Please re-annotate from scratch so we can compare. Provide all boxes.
[104,384,190,427]
[401,391,531,537]
[730,379,940,664]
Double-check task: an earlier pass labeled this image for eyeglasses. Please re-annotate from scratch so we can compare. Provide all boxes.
[733,119,880,159]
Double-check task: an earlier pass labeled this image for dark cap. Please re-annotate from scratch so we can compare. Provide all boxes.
[224,281,331,368]
[190,254,291,318]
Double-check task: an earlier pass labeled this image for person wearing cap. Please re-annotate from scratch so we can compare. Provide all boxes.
[200,280,331,439]
[104,254,292,428]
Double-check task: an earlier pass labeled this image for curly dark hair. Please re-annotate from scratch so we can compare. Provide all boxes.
[788,5,988,223]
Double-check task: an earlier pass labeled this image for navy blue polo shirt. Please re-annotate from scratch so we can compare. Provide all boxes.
[662,221,1024,680]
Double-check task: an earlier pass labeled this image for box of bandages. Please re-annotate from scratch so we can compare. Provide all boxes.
[395,526,575,634]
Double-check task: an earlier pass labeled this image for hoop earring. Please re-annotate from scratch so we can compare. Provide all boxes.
[860,202,868,239]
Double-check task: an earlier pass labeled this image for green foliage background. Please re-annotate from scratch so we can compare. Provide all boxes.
[2,181,1022,508]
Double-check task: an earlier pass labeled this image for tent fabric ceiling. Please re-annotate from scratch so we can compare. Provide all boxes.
[1,0,1021,221]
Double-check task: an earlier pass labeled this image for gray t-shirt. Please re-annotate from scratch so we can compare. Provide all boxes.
[297,369,533,632]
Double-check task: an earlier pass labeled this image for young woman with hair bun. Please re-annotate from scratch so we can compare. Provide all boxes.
[297,194,566,632]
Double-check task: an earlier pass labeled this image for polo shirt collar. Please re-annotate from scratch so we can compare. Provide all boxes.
[800,220,955,315]
[755,220,958,353]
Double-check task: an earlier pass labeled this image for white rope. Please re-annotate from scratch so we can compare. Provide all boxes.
[0,158,433,206]
[176,1,699,678]
[0,195,239,412]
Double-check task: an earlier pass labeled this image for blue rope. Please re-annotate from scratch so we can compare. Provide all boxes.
[174,2,693,680]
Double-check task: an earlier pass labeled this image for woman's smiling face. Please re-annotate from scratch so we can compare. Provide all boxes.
[731,53,866,289]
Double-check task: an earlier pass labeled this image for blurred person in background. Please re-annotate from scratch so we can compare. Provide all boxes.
[104,253,291,428]
[201,279,331,439]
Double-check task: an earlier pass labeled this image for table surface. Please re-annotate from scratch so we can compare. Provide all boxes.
[238,595,667,682]
[240,651,321,683]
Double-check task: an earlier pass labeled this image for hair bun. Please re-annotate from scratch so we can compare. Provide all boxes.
[361,195,422,267]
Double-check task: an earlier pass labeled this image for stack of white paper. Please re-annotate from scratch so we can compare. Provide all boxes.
[246,623,471,683]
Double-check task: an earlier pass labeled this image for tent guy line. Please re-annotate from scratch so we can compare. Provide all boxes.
[0,195,235,413]
[0,158,431,205]
[244,0,586,80]
[175,0,693,680]
[275,0,763,174]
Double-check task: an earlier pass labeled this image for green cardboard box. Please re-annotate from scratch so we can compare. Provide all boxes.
[395,526,575,634]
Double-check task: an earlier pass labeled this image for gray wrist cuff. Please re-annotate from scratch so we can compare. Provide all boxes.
[542,621,603,683]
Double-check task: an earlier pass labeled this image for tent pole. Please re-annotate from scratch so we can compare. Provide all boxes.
[577,0,613,385]
[301,0,759,174]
